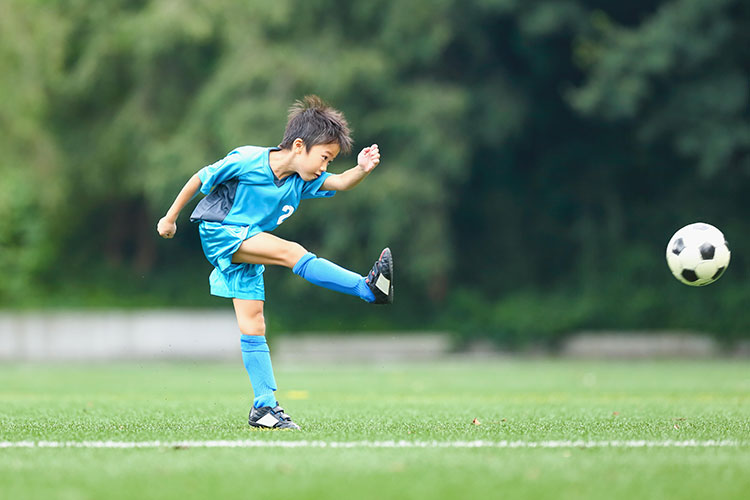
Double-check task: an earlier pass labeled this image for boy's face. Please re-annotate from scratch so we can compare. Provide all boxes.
[294,141,340,181]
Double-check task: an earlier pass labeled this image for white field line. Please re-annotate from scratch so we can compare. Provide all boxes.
[0,439,745,449]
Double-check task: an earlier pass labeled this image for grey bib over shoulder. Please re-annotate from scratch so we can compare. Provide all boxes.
[190,179,239,223]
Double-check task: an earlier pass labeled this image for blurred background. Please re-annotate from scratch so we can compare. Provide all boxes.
[1,0,748,355]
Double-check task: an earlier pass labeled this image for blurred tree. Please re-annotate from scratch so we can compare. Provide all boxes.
[0,0,747,342]
[0,1,67,302]
[570,0,750,176]
[448,0,750,343]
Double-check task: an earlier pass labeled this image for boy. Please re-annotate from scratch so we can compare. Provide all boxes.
[156,95,393,430]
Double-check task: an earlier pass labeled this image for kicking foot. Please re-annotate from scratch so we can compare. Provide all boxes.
[248,403,300,430]
[365,247,394,304]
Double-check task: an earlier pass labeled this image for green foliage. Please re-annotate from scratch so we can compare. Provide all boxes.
[0,0,748,343]
[569,0,750,176]
[448,281,750,349]
[0,1,67,302]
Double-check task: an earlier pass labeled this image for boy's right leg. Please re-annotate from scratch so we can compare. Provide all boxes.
[231,232,393,304]
[234,298,299,430]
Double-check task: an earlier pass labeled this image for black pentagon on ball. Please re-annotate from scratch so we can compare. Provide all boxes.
[699,242,715,260]
[681,269,699,282]
[671,238,685,255]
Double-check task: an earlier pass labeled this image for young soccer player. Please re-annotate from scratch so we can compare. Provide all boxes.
[156,95,393,430]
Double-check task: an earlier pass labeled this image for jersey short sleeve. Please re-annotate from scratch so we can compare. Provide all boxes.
[197,150,246,195]
[301,172,336,200]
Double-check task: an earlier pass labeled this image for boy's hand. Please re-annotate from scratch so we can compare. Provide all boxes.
[357,144,380,173]
[157,216,177,239]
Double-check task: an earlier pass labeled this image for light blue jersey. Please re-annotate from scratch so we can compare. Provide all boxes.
[190,145,334,229]
[190,146,335,300]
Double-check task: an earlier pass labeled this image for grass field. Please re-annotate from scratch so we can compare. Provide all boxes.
[1,359,748,499]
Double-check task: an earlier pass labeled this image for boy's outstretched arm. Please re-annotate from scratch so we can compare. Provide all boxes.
[322,144,380,191]
[157,173,202,239]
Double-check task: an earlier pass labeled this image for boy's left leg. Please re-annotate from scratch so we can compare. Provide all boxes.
[234,298,299,430]
[231,232,393,304]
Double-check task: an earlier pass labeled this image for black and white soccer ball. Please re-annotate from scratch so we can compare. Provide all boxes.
[666,222,730,286]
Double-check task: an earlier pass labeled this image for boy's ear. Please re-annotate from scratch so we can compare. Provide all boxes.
[293,138,305,152]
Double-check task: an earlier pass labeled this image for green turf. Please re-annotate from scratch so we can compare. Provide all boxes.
[1,360,748,499]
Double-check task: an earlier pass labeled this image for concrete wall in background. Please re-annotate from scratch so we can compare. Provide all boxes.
[0,311,735,361]
[0,311,451,362]
[0,311,240,361]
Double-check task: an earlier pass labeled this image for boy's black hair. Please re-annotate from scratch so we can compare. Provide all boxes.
[279,95,353,154]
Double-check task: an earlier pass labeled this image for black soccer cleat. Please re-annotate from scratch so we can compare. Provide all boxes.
[365,247,394,305]
[248,403,300,430]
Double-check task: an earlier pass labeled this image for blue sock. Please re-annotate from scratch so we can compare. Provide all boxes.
[240,335,278,409]
[293,252,375,302]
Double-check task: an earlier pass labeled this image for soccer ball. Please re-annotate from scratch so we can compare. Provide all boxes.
[666,222,730,286]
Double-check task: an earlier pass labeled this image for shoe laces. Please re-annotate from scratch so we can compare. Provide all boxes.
[271,405,291,421]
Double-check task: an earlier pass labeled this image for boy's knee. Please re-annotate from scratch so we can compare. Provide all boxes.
[282,242,308,268]
[237,310,266,336]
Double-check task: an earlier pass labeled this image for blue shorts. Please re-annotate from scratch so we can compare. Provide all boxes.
[198,222,265,301]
